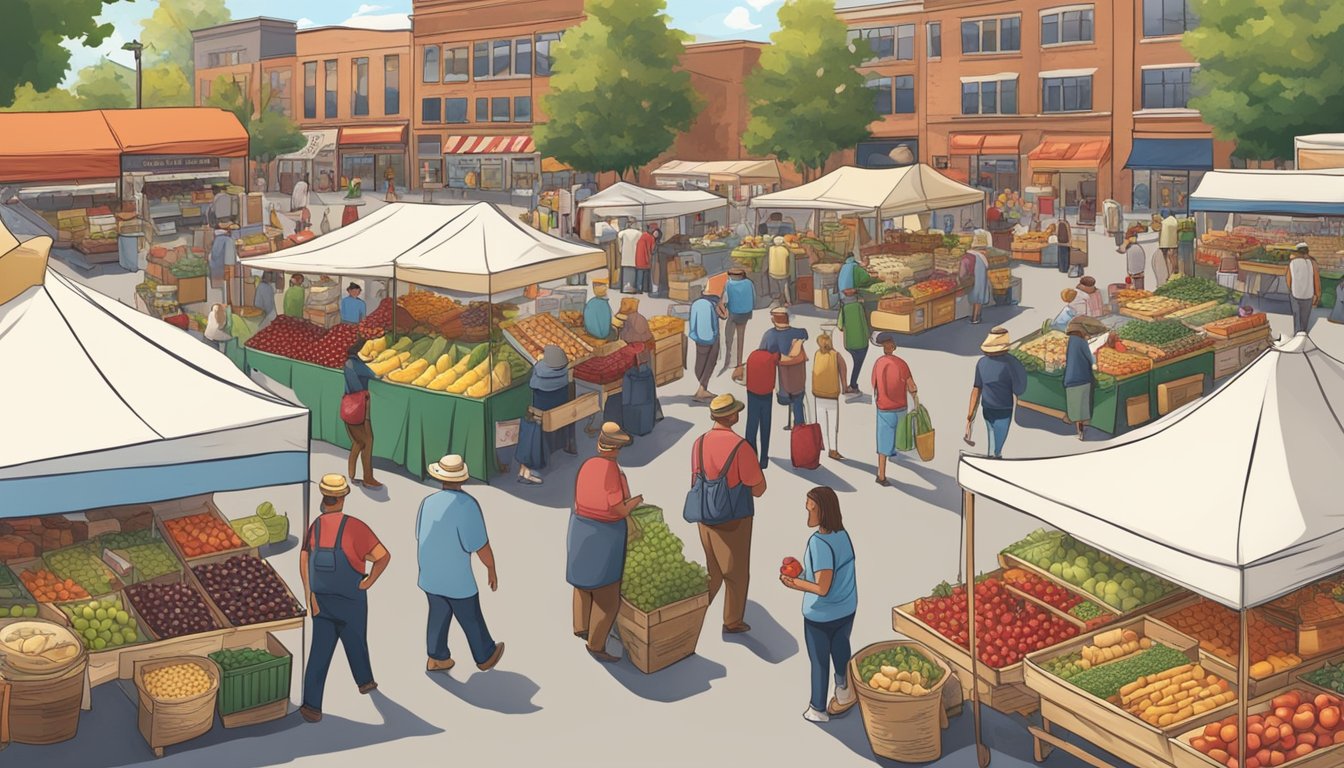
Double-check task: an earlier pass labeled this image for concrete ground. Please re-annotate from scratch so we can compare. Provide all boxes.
[7,221,1341,768]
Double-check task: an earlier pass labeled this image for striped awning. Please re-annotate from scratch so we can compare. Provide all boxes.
[444,135,536,155]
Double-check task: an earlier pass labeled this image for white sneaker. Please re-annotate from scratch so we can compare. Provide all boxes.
[803,706,830,723]
[828,684,857,715]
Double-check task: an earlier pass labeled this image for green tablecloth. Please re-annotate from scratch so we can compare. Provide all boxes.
[1021,369,1067,413]
[243,348,529,481]
[224,338,247,372]
[1020,368,1150,435]
[1321,272,1342,309]
[1149,349,1214,420]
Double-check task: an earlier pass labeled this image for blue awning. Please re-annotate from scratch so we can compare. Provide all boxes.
[1190,169,1344,216]
[1124,138,1214,171]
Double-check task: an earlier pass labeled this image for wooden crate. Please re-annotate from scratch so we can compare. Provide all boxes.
[1212,345,1241,380]
[1127,394,1152,427]
[155,497,257,566]
[615,592,710,674]
[221,697,288,729]
[892,600,1025,688]
[528,391,600,432]
[930,295,955,327]
[652,335,685,387]
[1157,373,1205,415]
[871,308,926,335]
[1262,612,1344,658]
[1170,696,1344,768]
[175,276,206,306]
[998,552,1122,619]
[894,603,1038,715]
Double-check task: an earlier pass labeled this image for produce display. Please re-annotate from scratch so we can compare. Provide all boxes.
[120,542,182,581]
[1097,348,1153,377]
[574,345,638,385]
[1116,662,1235,726]
[867,254,918,284]
[125,581,220,639]
[4,604,39,618]
[1041,650,1088,681]
[1010,349,1046,373]
[1070,601,1108,623]
[1078,628,1156,667]
[1004,569,1082,612]
[857,645,945,696]
[142,661,215,700]
[1179,304,1239,328]
[19,567,90,602]
[1012,231,1050,251]
[1160,599,1302,678]
[1122,296,1191,318]
[45,545,120,596]
[1154,276,1235,305]
[912,577,1078,668]
[229,502,288,547]
[649,315,685,340]
[356,298,393,339]
[246,315,326,360]
[1114,319,1196,347]
[209,646,284,672]
[1304,662,1344,695]
[621,506,709,613]
[1004,530,1178,611]
[1115,289,1153,305]
[1190,691,1342,767]
[1204,312,1269,338]
[1,623,80,666]
[1266,582,1344,624]
[168,255,207,279]
[559,310,583,327]
[1200,232,1262,253]
[60,596,145,650]
[193,555,304,626]
[908,277,960,299]
[505,312,593,363]
[0,564,28,602]
[1018,331,1068,371]
[231,517,271,548]
[164,512,246,558]
[98,529,158,550]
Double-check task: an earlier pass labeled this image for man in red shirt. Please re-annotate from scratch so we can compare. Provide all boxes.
[635,225,657,295]
[870,333,917,486]
[692,395,768,633]
[743,348,778,469]
[568,423,642,662]
[299,474,391,722]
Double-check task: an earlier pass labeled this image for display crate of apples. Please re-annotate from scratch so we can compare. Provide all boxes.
[908,277,960,301]
[1000,530,1181,614]
[1157,598,1304,696]
[158,506,251,563]
[1173,690,1344,768]
[1002,569,1115,630]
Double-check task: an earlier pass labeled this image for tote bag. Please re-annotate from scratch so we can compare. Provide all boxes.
[340,391,369,425]
[898,395,936,462]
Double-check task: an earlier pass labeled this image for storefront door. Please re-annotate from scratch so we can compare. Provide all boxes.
[376,153,406,193]
[975,156,1020,196]
[342,154,376,192]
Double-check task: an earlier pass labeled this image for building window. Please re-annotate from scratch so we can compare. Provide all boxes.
[535,32,563,77]
[492,40,512,78]
[422,97,441,123]
[895,24,915,60]
[383,55,400,115]
[445,98,468,124]
[847,27,895,62]
[474,43,490,79]
[927,22,942,59]
[302,62,316,119]
[266,69,291,116]
[491,96,510,122]
[422,46,439,83]
[894,75,915,114]
[206,50,243,68]
[961,79,1018,115]
[513,96,532,123]
[1144,0,1197,37]
[200,78,212,102]
[417,135,443,186]
[866,76,893,115]
[444,46,469,83]
[1041,7,1094,45]
[352,58,369,116]
[515,38,532,76]
[475,97,488,122]
[1142,66,1196,109]
[1042,75,1092,112]
[324,60,337,118]
[961,16,1021,54]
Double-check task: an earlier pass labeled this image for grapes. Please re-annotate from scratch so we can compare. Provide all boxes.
[620,507,709,613]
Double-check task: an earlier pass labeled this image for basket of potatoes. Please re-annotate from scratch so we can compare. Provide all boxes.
[134,655,221,757]
[847,640,954,763]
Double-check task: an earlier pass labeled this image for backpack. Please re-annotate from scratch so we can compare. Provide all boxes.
[745,350,779,396]
[682,436,754,525]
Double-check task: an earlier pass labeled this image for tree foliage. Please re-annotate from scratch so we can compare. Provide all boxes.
[535,0,700,179]
[207,75,304,171]
[1185,0,1344,160]
[0,0,119,108]
[743,0,876,179]
[73,59,136,108]
[140,0,231,79]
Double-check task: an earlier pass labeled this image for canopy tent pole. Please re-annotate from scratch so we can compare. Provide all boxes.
[1238,581,1249,768]
[391,274,399,337]
[965,490,991,767]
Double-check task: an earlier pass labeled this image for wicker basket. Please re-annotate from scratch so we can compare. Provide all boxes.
[135,655,221,757]
[848,640,953,763]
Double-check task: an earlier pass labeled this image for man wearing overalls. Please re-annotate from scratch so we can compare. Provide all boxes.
[300,474,391,723]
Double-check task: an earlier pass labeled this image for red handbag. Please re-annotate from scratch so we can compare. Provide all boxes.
[340,391,369,425]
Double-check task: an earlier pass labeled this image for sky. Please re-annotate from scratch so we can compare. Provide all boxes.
[66,0,817,81]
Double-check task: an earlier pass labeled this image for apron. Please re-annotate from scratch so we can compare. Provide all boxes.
[308,515,366,601]
[566,512,628,590]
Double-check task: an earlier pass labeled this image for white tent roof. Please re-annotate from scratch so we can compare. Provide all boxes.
[750,164,986,217]
[241,201,605,294]
[576,181,730,219]
[0,268,309,517]
[1190,169,1344,216]
[652,159,781,182]
[1296,135,1344,151]
[959,334,1344,609]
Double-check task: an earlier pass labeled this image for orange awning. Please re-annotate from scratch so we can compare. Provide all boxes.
[1028,137,1112,171]
[542,157,573,174]
[939,167,971,184]
[339,125,409,146]
[0,111,122,183]
[948,134,1021,156]
[102,107,248,157]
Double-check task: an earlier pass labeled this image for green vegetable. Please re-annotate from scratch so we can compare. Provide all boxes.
[621,506,709,612]
[1067,644,1190,699]
[1115,319,1195,346]
[256,501,276,519]
[931,581,955,598]
[1010,349,1046,373]
[1070,601,1107,621]
[857,646,944,687]
[1303,661,1344,694]
[209,647,284,671]
[121,542,181,580]
[1005,529,1065,563]
[1153,276,1233,305]
[466,342,491,369]
[1179,304,1238,327]
[408,336,434,360]
[1042,651,1087,681]
[420,336,449,364]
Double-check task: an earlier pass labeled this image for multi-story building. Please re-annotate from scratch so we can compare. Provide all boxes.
[838,0,1228,213]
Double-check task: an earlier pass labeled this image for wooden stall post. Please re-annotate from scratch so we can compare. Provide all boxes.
[1238,587,1249,768]
[965,490,992,767]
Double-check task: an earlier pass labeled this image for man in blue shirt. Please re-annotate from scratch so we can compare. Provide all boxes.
[688,289,726,401]
[722,268,756,379]
[759,306,809,428]
[583,281,614,340]
[339,283,367,324]
[418,455,505,673]
[965,328,1028,458]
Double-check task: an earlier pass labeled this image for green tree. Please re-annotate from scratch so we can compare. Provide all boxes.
[743,0,876,181]
[140,0,231,80]
[1185,0,1344,161]
[0,0,119,108]
[142,63,193,107]
[535,0,700,179]
[2,83,85,112]
[207,75,303,185]
[72,58,135,108]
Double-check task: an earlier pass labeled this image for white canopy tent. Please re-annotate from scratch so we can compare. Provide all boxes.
[240,201,605,294]
[750,164,987,218]
[651,159,781,187]
[1190,168,1344,217]
[1296,134,1344,171]
[0,231,309,518]
[575,181,729,220]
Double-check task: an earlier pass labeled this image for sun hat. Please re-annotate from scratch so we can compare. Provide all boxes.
[597,422,633,451]
[980,327,1012,354]
[709,393,745,418]
[773,235,786,245]
[542,345,569,369]
[1296,242,1310,252]
[318,474,350,498]
[1061,288,1078,302]
[970,229,991,249]
[1065,317,1094,336]
[1076,276,1098,293]
[427,454,470,483]
[769,305,789,318]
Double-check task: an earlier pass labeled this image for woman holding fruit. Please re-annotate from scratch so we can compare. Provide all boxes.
[780,486,858,723]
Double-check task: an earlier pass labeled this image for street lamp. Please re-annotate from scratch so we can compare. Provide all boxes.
[122,40,144,108]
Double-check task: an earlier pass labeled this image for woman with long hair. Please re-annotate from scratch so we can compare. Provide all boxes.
[780,486,858,722]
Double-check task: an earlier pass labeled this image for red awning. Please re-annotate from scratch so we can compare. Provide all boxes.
[0,111,122,183]
[338,125,409,146]
[102,108,248,157]
[443,135,537,155]
[948,134,1021,156]
[1028,137,1112,170]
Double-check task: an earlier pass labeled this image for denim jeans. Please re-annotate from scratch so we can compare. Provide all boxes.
[635,268,651,294]
[745,391,772,468]
[804,613,855,711]
[425,592,497,666]
[984,409,1013,458]
[847,346,869,390]
[781,391,805,427]
[304,593,373,711]
[1292,297,1314,335]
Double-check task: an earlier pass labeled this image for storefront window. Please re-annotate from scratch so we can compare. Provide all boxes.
[417,136,443,186]
[1132,170,1152,211]
[480,158,505,191]
[512,157,538,191]
[377,154,405,193]
[444,47,469,83]
[342,155,376,192]
[449,157,482,189]
[976,157,1019,195]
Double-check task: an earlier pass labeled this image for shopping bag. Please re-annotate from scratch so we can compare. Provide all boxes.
[339,391,369,425]
[791,422,822,470]
[895,409,916,453]
[513,417,546,471]
[909,395,935,462]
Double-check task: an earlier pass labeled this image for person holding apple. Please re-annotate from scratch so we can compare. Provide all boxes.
[780,485,857,723]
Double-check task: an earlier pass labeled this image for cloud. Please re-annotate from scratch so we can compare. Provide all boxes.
[354,4,387,14]
[296,18,315,29]
[340,4,410,30]
[745,0,779,10]
[723,7,762,31]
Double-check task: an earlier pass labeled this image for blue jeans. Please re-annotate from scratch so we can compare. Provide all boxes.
[745,392,772,468]
[304,593,373,711]
[804,613,855,711]
[635,268,651,294]
[847,346,868,390]
[426,592,497,666]
[781,391,805,427]
[984,408,1013,458]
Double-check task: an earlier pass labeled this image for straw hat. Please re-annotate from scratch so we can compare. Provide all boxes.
[427,454,470,483]
[1061,288,1078,303]
[970,229,991,249]
[619,297,640,315]
[597,422,633,451]
[980,327,1012,354]
[318,474,350,498]
[769,305,790,319]
[0,219,52,306]
[1296,242,1310,253]
[709,393,745,418]
[773,235,786,245]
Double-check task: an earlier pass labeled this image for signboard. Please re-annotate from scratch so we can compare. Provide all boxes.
[122,155,221,173]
